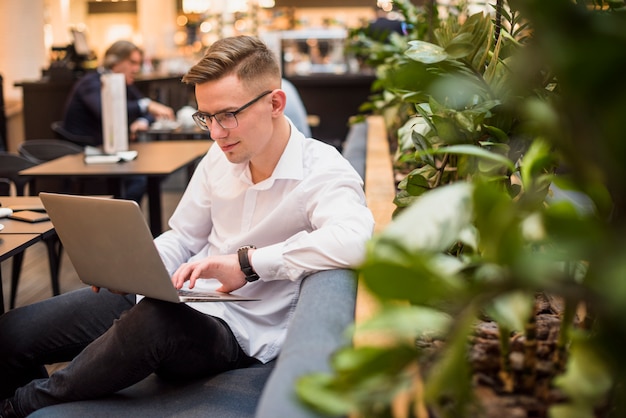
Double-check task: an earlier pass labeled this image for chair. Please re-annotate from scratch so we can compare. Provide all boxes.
[0,178,10,195]
[19,139,90,195]
[0,73,8,152]
[51,121,98,147]
[0,152,36,196]
[19,139,83,164]
[0,152,61,309]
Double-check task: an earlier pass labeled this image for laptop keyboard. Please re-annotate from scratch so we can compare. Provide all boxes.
[177,289,221,298]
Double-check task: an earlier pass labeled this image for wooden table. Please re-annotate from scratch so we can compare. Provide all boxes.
[1,196,60,312]
[20,140,212,236]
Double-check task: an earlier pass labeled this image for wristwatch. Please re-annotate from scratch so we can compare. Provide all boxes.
[237,245,260,282]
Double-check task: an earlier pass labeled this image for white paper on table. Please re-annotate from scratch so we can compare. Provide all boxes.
[84,150,138,164]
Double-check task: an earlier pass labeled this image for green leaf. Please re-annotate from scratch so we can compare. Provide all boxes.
[332,344,417,378]
[381,182,475,253]
[472,181,523,264]
[553,336,613,408]
[393,191,420,209]
[297,344,421,417]
[484,31,504,85]
[520,138,556,191]
[378,59,436,95]
[424,305,477,415]
[485,291,534,332]
[549,404,595,418]
[420,144,516,173]
[454,111,475,132]
[445,41,475,59]
[405,40,448,64]
[432,114,465,144]
[359,255,463,305]
[483,124,510,143]
[405,172,430,196]
[356,304,451,339]
[296,373,354,416]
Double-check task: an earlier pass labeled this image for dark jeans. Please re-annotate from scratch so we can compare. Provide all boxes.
[122,175,147,204]
[0,288,257,417]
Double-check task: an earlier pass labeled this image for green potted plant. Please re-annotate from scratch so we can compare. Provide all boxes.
[297,0,626,417]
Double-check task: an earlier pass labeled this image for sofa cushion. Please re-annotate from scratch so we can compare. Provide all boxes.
[27,269,357,418]
[28,362,274,418]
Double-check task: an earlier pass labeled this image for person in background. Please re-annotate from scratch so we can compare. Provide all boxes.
[364,6,407,43]
[0,35,374,418]
[281,78,311,137]
[62,40,174,144]
[61,40,175,203]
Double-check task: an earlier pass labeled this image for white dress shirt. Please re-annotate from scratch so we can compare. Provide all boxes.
[154,123,374,363]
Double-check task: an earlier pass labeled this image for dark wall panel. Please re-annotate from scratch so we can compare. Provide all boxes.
[276,0,373,6]
[88,1,137,14]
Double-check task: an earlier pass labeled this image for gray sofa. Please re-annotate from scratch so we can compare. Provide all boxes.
[29,269,357,418]
[341,121,367,180]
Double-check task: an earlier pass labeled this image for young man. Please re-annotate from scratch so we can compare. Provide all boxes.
[0,35,374,417]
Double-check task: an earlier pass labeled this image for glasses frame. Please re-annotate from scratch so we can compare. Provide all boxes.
[192,90,273,132]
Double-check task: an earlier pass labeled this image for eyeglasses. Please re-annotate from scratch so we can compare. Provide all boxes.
[192,90,273,132]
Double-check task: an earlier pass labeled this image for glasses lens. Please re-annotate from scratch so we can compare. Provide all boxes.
[215,113,238,129]
[192,112,209,131]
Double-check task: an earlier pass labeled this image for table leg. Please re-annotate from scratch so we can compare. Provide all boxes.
[0,269,4,313]
[10,252,24,309]
[107,178,124,199]
[146,176,163,237]
[44,235,62,297]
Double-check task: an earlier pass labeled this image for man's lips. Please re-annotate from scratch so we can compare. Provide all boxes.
[220,142,238,152]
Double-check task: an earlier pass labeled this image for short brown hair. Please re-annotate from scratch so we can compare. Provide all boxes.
[102,40,142,69]
[182,36,281,90]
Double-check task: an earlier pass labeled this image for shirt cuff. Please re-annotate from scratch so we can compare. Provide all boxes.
[132,117,150,127]
[138,98,151,114]
[250,243,284,281]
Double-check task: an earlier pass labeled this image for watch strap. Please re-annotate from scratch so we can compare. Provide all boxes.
[238,245,260,282]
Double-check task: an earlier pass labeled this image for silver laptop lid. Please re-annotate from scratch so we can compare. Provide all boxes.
[40,193,180,303]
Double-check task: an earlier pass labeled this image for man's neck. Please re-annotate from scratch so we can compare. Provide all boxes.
[249,118,291,184]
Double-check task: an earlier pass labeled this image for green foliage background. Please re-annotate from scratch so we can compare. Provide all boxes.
[298,0,626,417]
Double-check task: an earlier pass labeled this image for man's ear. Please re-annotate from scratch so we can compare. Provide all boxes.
[271,89,287,116]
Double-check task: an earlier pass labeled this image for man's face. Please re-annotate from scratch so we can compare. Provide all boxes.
[111,50,142,85]
[195,75,275,165]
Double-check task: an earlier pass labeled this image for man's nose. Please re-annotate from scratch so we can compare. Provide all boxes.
[206,119,227,139]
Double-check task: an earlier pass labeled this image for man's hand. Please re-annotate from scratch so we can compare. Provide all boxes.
[148,101,175,120]
[91,286,128,296]
[129,119,150,140]
[171,254,247,293]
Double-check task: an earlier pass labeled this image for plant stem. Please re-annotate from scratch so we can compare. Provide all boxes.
[433,153,450,188]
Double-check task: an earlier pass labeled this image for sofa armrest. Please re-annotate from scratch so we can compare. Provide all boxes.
[342,121,368,179]
[255,269,357,418]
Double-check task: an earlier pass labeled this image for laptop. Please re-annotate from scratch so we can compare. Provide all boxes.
[39,192,259,303]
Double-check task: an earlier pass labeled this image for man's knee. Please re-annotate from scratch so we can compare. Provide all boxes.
[115,298,186,340]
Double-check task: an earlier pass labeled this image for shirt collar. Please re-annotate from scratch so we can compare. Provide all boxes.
[239,120,305,186]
